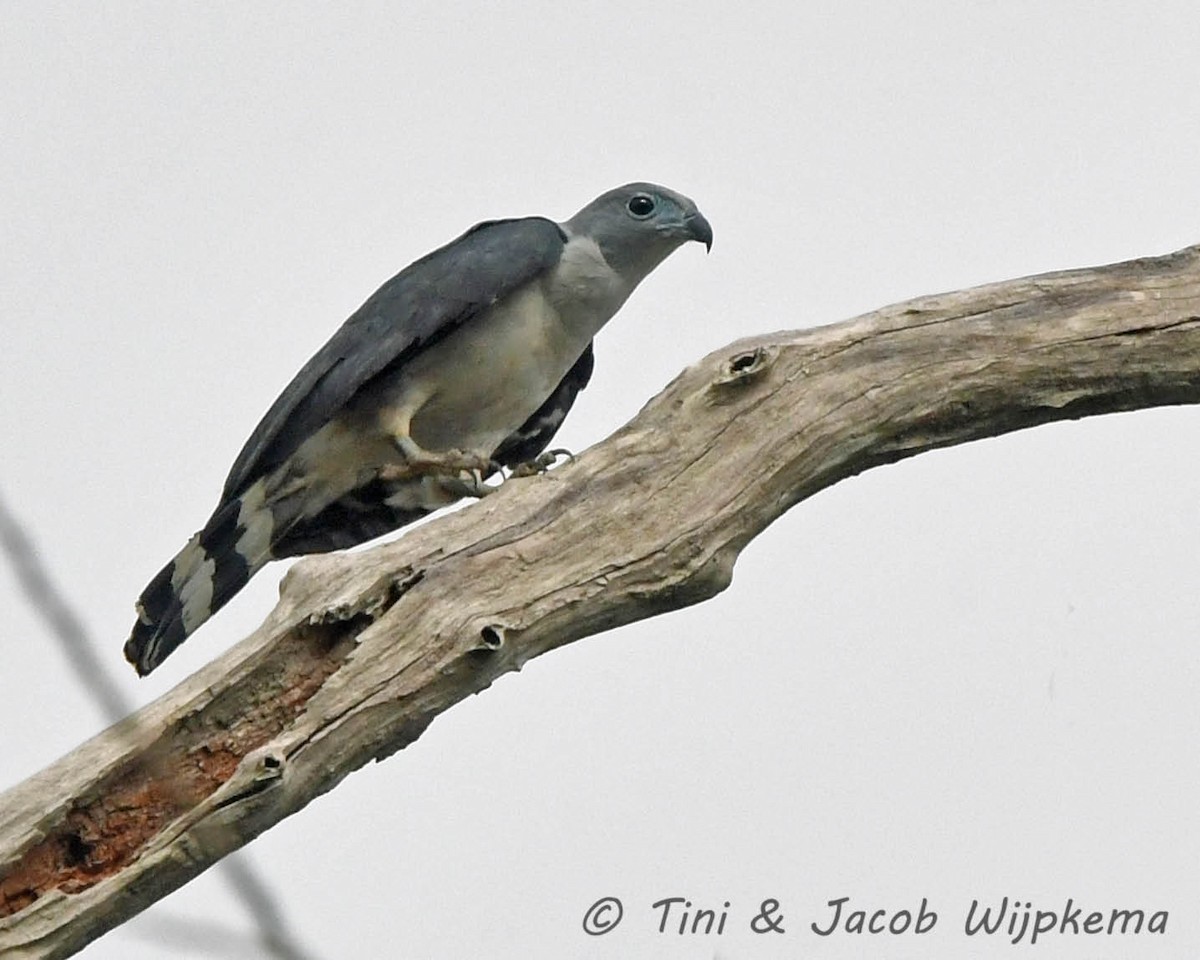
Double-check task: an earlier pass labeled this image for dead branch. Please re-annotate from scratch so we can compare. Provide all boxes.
[0,492,320,960]
[2,243,1198,958]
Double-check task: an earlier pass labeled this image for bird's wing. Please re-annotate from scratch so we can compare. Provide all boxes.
[221,216,568,500]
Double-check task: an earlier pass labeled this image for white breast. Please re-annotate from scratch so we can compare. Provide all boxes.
[348,234,632,460]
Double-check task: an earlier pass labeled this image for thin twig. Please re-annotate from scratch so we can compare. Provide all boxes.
[0,494,127,723]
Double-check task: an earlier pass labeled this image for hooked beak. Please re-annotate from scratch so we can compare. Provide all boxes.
[684,211,714,252]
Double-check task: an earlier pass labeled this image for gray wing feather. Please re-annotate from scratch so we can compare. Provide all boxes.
[221,216,567,500]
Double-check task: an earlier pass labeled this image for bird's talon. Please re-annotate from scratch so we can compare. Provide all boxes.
[509,447,574,478]
[434,468,495,499]
[543,447,575,465]
[394,437,497,478]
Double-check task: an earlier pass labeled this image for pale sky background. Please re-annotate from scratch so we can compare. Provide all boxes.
[2,3,1198,958]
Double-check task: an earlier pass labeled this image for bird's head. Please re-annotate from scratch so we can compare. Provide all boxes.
[563,182,712,282]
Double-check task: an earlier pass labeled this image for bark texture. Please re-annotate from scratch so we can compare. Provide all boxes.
[2,244,1199,957]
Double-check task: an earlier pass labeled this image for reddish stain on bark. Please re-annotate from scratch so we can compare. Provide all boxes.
[0,618,361,917]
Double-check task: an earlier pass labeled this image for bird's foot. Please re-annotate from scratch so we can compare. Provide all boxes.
[393,436,500,477]
[508,447,575,478]
[438,470,495,499]
[380,437,500,499]
[377,462,495,499]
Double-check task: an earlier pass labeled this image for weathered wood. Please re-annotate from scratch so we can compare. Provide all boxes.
[2,244,1199,958]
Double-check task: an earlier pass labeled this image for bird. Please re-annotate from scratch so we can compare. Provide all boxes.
[125,182,713,675]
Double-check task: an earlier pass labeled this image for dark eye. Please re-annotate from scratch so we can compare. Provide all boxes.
[627,194,656,217]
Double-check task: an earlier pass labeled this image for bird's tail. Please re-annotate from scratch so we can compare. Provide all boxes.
[124,495,272,676]
[125,474,440,675]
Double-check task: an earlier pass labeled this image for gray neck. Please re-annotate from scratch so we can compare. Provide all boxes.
[545,233,642,341]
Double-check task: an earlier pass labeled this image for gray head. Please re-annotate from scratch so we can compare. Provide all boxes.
[561,182,713,281]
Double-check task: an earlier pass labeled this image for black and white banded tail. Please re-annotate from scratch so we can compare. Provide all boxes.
[124,496,270,676]
[125,478,431,675]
